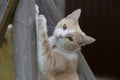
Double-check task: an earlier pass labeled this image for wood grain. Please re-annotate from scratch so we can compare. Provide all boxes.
[12,0,38,80]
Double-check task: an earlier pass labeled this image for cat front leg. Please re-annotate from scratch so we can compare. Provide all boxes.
[36,13,53,73]
[36,5,48,42]
[36,13,51,52]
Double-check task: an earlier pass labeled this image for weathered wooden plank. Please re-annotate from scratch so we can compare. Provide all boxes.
[0,0,18,43]
[12,0,38,80]
[54,0,65,17]
[77,51,96,80]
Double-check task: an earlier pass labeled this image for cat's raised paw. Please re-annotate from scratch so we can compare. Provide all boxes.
[38,15,47,31]
[38,15,47,25]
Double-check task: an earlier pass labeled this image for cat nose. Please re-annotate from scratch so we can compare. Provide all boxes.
[56,34,63,38]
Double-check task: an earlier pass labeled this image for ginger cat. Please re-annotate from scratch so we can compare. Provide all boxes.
[36,5,95,80]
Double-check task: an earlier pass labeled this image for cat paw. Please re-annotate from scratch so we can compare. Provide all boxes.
[38,15,47,24]
[38,15,47,32]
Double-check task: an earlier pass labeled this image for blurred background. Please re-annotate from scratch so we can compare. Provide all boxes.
[65,0,120,79]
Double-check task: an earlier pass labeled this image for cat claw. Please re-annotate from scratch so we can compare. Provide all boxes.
[35,4,39,15]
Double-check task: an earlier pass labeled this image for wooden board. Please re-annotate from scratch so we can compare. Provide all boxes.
[12,0,38,80]
[0,0,19,43]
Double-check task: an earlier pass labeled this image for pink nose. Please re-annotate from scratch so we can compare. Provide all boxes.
[56,34,63,38]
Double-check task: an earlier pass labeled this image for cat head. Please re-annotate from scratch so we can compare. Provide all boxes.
[53,9,95,52]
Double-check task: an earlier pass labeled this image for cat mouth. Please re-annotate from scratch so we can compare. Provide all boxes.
[56,37,63,42]
[55,35,64,42]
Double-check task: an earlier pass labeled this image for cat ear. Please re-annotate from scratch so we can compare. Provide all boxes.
[66,9,81,20]
[80,35,95,46]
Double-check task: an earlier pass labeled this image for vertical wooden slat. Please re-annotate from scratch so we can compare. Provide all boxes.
[54,0,65,17]
[77,51,96,80]
[12,0,38,80]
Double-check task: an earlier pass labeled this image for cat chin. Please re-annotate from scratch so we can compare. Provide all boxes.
[57,44,81,54]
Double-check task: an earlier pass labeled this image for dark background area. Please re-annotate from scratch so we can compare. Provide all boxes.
[66,0,120,78]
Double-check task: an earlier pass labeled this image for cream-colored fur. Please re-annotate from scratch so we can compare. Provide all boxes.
[36,5,95,80]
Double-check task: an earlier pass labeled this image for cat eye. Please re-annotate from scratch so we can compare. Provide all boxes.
[63,24,67,30]
[67,36,73,41]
